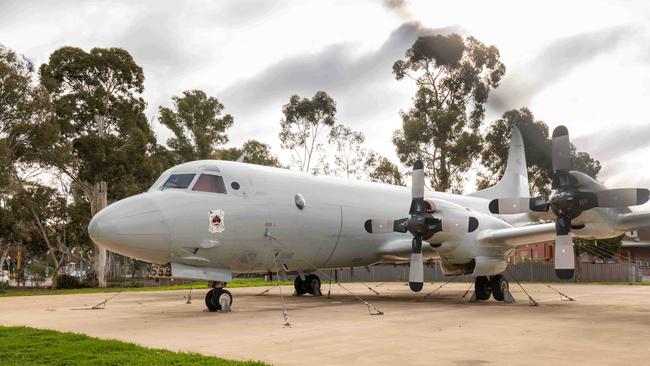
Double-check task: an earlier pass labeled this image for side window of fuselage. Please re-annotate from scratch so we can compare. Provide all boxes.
[192,174,227,194]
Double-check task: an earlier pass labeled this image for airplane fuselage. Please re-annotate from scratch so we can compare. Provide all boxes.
[88,160,629,281]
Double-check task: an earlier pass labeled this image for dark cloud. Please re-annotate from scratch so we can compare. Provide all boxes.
[382,0,414,22]
[488,25,636,113]
[219,22,461,118]
[574,123,650,159]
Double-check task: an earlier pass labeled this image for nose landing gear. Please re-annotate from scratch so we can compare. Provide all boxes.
[205,281,233,312]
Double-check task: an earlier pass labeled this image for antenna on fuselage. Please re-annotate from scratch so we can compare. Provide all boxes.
[236,153,246,162]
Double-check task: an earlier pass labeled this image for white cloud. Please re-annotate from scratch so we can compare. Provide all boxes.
[2,0,649,191]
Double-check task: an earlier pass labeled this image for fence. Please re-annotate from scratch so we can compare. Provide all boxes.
[329,262,642,283]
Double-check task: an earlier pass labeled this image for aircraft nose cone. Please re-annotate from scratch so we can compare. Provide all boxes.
[88,195,171,263]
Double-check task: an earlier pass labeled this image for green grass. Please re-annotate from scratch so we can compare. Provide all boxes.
[0,326,268,366]
[0,278,293,298]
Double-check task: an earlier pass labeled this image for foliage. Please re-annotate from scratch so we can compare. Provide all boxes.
[479,108,601,195]
[159,89,234,162]
[392,33,505,192]
[39,47,160,199]
[279,91,337,173]
[55,274,84,289]
[214,139,282,167]
[39,46,165,287]
[364,152,405,186]
[0,326,268,366]
[329,125,367,178]
[0,46,52,192]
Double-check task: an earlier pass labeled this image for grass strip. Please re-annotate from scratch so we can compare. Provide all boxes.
[0,326,268,366]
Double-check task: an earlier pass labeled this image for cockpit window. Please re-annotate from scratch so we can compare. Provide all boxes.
[192,174,227,194]
[161,174,196,190]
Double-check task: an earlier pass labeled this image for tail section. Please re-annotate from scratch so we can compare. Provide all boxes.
[470,126,529,199]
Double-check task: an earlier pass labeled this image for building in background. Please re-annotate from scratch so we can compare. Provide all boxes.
[622,228,650,267]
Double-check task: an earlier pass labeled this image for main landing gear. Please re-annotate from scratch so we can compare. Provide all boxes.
[205,281,233,312]
[294,274,322,296]
[473,274,511,302]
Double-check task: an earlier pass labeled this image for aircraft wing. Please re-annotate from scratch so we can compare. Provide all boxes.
[615,211,650,231]
[477,222,557,248]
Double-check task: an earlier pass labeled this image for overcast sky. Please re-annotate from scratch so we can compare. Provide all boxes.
[2,0,650,195]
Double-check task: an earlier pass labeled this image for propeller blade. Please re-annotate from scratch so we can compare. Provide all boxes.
[364,218,408,233]
[595,188,650,208]
[554,216,575,280]
[488,197,550,214]
[440,216,479,234]
[551,125,571,173]
[364,219,394,233]
[411,160,424,199]
[408,236,424,292]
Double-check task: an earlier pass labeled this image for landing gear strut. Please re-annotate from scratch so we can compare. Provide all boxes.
[473,274,510,302]
[294,274,322,296]
[205,281,233,312]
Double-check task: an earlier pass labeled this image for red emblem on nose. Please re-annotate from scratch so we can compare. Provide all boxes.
[212,215,221,224]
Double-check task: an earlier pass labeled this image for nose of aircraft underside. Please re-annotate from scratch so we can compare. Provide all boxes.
[88,194,171,263]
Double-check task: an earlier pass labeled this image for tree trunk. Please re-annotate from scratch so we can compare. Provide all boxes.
[89,181,109,288]
[0,246,8,271]
[438,149,450,192]
[50,259,61,290]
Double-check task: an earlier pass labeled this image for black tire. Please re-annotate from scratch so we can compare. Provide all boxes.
[205,289,218,312]
[305,274,321,296]
[491,275,508,302]
[210,288,233,311]
[294,276,307,295]
[475,276,492,301]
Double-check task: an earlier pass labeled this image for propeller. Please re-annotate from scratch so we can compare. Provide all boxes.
[488,125,650,280]
[364,160,479,292]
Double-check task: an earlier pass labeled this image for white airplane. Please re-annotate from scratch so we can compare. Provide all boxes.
[88,126,650,311]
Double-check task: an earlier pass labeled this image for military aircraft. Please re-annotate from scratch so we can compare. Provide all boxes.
[88,126,650,311]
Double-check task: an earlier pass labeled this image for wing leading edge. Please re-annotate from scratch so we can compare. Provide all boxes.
[477,223,557,247]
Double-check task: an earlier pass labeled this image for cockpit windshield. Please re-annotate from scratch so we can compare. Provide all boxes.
[161,174,195,190]
[192,174,227,194]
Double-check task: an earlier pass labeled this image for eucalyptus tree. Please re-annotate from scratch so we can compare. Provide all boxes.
[159,90,234,162]
[364,152,405,186]
[0,46,52,193]
[279,91,337,173]
[392,33,505,192]
[329,125,367,179]
[214,139,282,167]
[39,47,158,287]
[479,108,601,195]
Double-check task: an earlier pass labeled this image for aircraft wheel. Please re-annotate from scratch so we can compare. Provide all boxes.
[294,276,307,295]
[305,274,322,296]
[474,276,492,301]
[205,289,218,312]
[210,288,233,311]
[491,274,508,302]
